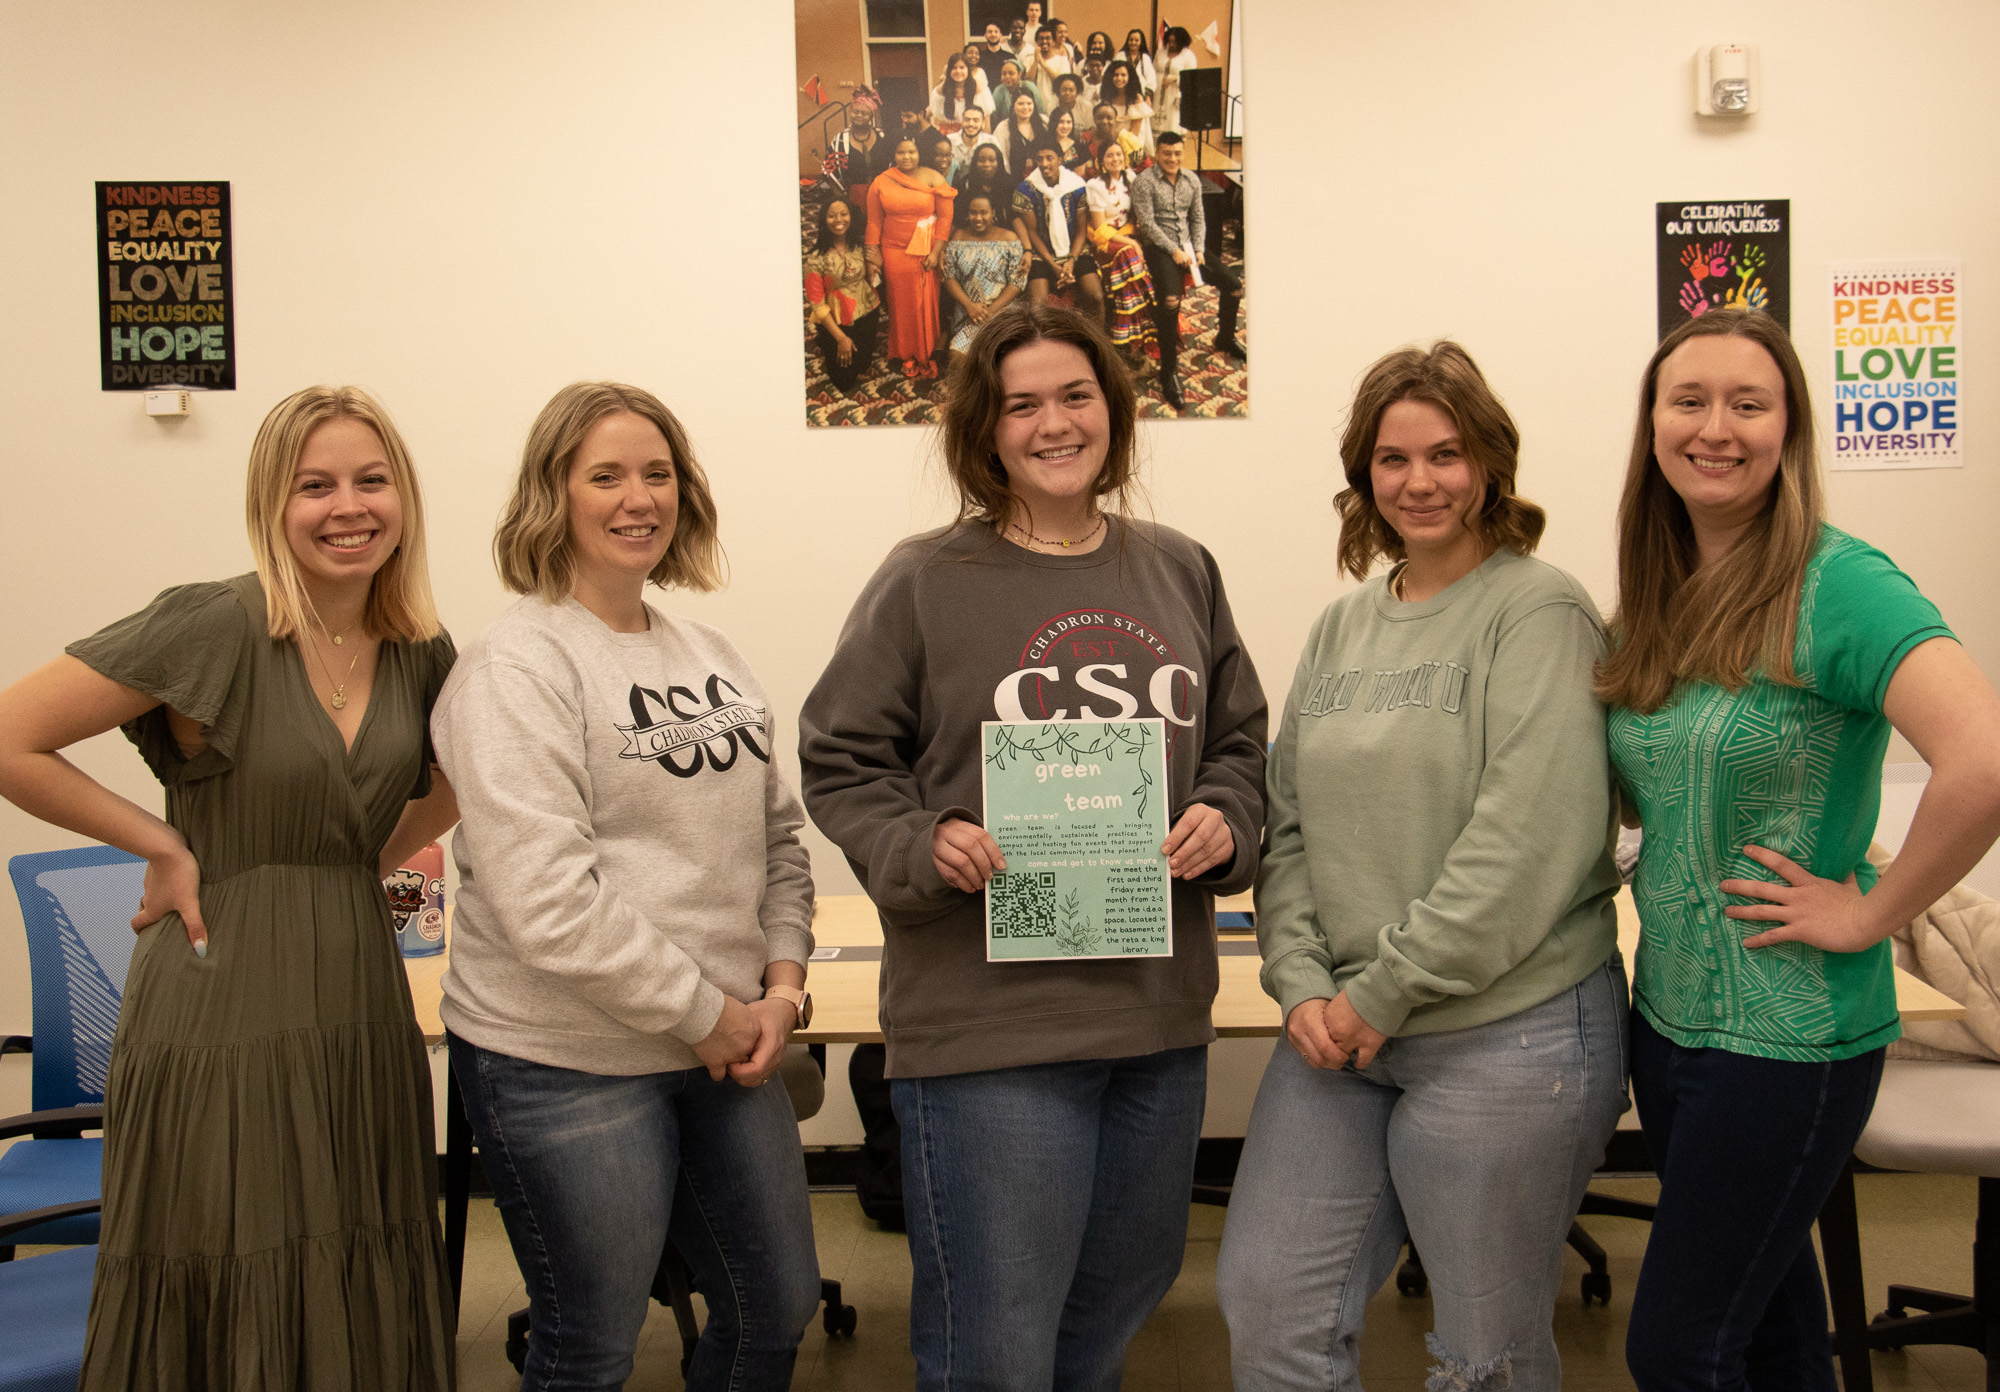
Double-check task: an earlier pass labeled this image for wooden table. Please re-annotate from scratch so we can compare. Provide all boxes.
[403,889,1964,1047]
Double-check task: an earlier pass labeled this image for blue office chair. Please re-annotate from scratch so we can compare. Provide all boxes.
[0,1199,101,1392]
[2,846,144,1255]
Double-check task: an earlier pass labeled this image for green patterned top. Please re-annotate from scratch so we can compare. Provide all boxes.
[1608,525,1952,1061]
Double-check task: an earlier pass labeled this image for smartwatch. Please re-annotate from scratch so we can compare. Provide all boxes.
[766,984,813,1029]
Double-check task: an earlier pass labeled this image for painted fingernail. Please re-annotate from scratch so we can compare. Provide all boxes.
[193,939,208,959]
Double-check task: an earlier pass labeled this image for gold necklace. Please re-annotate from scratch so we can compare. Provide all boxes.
[306,627,362,710]
[1009,514,1105,550]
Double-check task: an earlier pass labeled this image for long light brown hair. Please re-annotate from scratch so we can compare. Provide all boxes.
[494,382,725,600]
[244,385,440,642]
[939,303,1141,527]
[1334,342,1546,582]
[1595,308,1823,713]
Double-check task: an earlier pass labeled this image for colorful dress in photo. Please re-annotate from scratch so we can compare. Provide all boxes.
[940,239,1029,351]
[867,168,958,364]
[1086,176,1156,350]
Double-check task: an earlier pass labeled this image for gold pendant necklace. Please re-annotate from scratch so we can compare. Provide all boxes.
[306,627,362,710]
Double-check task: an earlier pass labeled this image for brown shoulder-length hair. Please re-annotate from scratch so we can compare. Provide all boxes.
[939,303,1141,525]
[244,385,441,643]
[494,382,725,600]
[1333,341,1546,581]
[1594,308,1822,714]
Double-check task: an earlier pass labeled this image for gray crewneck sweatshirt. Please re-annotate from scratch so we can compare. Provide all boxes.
[1257,549,1620,1037]
[799,520,1268,1079]
[434,595,814,1075]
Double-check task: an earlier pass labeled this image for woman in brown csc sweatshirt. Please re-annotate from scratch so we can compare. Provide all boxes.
[800,304,1267,1392]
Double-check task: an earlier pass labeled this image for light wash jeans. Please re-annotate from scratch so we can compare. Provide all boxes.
[891,1045,1208,1392]
[1217,959,1628,1392]
[447,1034,821,1392]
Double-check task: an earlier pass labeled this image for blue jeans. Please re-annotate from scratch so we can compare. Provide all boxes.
[891,1045,1208,1392]
[1624,1012,1886,1392]
[447,1034,820,1392]
[1217,960,1629,1392]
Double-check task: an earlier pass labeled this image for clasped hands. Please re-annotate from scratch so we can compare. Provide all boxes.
[1286,992,1386,1071]
[931,804,1233,894]
[693,992,799,1088]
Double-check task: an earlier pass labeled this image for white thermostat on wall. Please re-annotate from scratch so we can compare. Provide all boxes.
[1695,44,1760,116]
[144,388,192,416]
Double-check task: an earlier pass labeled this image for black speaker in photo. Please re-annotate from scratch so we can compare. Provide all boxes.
[1179,68,1223,132]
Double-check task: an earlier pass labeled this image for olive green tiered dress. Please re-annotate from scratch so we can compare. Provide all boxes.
[66,573,457,1392]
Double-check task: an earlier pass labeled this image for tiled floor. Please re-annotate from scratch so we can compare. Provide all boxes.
[450,1172,1991,1390]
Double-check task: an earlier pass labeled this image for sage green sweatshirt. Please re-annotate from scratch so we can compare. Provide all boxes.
[1256,549,1620,1037]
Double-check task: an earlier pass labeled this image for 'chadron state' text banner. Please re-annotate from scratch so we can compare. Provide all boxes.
[96,181,234,391]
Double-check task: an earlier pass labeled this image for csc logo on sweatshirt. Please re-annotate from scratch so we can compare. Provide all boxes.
[616,673,770,778]
[994,610,1198,747]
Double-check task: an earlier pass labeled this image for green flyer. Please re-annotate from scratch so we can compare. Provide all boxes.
[980,719,1172,961]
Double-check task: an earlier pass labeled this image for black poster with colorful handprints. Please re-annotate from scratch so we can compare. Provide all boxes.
[1655,200,1789,339]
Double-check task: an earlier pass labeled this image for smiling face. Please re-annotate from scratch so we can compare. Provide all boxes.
[1087,32,1110,61]
[993,340,1109,520]
[1093,103,1117,140]
[1124,29,1146,57]
[1056,74,1081,103]
[1153,136,1182,176]
[1036,29,1055,55]
[1370,398,1486,571]
[1035,144,1063,182]
[972,144,1001,177]
[1013,92,1037,125]
[1649,333,1789,545]
[985,22,1003,47]
[1099,141,1126,179]
[893,138,921,172]
[1000,59,1022,87]
[565,411,677,596]
[960,106,986,137]
[1106,64,1131,97]
[947,55,970,86]
[1054,110,1074,140]
[823,198,852,240]
[283,417,404,600]
[928,139,954,175]
[966,195,994,233]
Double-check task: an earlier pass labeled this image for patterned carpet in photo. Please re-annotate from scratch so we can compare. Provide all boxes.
[799,196,1247,427]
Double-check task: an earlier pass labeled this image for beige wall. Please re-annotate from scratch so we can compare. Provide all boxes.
[4,0,1998,1139]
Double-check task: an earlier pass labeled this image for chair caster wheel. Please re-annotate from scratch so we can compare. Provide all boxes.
[1396,1263,1428,1298]
[1581,1271,1612,1306]
[825,1302,858,1337]
[1871,1310,1909,1348]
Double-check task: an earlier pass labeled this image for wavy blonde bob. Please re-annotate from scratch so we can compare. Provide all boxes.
[1595,308,1822,713]
[494,382,725,600]
[939,303,1142,527]
[1334,342,1546,582]
[245,385,440,643]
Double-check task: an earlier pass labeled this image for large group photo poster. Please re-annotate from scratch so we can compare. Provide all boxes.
[795,1,1247,426]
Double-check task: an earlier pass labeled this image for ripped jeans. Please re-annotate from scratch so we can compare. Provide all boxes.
[1217,959,1628,1392]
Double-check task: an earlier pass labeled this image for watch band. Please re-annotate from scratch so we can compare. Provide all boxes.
[767,984,813,1028]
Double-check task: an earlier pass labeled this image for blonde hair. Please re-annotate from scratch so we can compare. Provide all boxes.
[244,385,440,642]
[1334,342,1546,582]
[494,382,725,599]
[1595,308,1822,713]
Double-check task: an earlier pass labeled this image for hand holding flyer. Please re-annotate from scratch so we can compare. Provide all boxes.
[981,719,1172,961]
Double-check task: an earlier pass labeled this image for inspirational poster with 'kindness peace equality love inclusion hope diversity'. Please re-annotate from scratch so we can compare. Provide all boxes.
[96,181,234,391]
[1828,259,1963,471]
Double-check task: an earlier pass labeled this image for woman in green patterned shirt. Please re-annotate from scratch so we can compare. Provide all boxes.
[1601,306,2000,1392]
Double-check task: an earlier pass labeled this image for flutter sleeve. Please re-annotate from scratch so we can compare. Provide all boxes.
[65,579,252,786]
[409,629,458,801]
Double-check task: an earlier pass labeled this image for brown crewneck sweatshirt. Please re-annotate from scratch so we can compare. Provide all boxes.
[799,519,1268,1078]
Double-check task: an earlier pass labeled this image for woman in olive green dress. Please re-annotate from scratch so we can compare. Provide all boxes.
[0,386,460,1390]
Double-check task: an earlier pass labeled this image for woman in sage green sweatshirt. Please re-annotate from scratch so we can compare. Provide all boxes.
[1216,342,1626,1392]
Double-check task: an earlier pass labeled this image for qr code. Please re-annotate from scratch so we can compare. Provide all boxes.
[990,871,1057,937]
